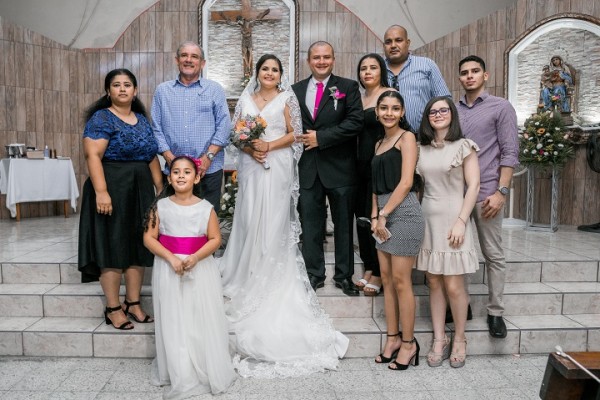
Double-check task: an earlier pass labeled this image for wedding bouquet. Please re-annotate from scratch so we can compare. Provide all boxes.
[232,114,270,169]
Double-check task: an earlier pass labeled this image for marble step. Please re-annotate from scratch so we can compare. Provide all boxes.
[1,282,600,318]
[0,314,598,358]
[1,258,598,285]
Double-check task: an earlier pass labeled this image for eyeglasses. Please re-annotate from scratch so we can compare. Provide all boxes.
[428,107,450,117]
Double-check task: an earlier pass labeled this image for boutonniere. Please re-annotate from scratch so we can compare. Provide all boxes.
[329,86,346,110]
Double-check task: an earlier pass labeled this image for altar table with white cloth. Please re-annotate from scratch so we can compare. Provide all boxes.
[0,158,79,220]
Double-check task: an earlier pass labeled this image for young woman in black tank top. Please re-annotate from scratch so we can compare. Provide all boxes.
[371,91,424,371]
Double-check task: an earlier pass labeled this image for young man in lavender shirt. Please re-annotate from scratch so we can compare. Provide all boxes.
[456,55,519,339]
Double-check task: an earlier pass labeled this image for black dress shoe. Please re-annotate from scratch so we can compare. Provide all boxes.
[487,315,507,338]
[578,222,600,233]
[309,276,325,291]
[445,304,473,323]
[334,278,359,296]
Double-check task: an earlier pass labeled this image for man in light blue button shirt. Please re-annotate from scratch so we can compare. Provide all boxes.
[152,41,230,209]
[384,25,450,134]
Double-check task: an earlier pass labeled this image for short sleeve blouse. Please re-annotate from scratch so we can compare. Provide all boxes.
[83,109,158,162]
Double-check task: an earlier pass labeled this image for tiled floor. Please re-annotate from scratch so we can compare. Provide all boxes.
[1,215,599,264]
[1,216,599,398]
[0,354,549,399]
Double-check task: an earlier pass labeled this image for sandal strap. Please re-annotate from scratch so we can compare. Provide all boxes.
[387,332,400,337]
[401,337,416,344]
[105,305,123,313]
[123,299,140,313]
[451,339,468,358]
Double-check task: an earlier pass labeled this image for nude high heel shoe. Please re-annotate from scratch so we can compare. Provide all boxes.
[450,338,467,368]
[427,335,450,367]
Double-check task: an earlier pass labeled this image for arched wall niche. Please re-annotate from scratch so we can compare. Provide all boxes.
[506,13,600,126]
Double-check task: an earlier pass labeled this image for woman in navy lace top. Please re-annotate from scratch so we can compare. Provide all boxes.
[78,68,163,330]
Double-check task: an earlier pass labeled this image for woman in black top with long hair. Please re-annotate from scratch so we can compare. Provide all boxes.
[371,91,424,371]
[354,53,394,296]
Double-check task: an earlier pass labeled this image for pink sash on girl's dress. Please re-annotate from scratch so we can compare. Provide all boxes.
[158,235,208,255]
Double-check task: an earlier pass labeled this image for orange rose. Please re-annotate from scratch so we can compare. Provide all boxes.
[537,128,546,135]
[256,116,268,127]
[235,120,246,131]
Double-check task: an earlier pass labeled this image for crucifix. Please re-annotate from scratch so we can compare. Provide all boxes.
[211,0,284,79]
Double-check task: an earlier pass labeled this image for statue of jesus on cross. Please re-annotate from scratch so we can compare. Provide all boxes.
[212,0,283,79]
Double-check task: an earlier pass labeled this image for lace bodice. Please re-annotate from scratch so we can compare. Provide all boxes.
[237,93,288,141]
[230,90,303,162]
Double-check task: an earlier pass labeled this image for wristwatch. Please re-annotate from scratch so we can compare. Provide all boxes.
[206,151,215,161]
[497,186,509,196]
[379,209,389,218]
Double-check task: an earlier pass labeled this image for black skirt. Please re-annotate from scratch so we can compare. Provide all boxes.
[78,160,156,283]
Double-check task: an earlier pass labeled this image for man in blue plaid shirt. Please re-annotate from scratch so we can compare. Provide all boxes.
[152,41,231,209]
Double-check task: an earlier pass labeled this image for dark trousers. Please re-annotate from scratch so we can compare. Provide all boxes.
[199,170,223,211]
[353,159,380,277]
[299,175,355,282]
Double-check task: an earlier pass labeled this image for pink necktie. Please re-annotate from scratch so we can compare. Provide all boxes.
[313,82,324,119]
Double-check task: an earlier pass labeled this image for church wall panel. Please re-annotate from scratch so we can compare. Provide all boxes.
[4,42,16,87]
[0,87,5,131]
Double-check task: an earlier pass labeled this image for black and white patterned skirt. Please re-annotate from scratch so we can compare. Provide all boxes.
[375,192,424,257]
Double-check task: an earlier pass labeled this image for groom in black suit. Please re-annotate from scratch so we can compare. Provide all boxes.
[292,41,363,296]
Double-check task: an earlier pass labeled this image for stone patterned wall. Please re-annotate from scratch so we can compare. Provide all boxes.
[516,28,600,125]
[206,0,291,97]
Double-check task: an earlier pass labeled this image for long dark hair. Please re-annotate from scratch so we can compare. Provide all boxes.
[419,96,464,146]
[253,54,283,92]
[83,68,148,122]
[357,53,390,89]
[376,90,413,136]
[143,156,202,232]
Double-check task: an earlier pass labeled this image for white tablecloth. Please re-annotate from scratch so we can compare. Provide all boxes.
[0,158,80,218]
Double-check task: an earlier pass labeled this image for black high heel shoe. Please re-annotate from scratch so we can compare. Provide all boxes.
[104,305,134,330]
[123,299,154,323]
[389,337,420,371]
[375,332,401,363]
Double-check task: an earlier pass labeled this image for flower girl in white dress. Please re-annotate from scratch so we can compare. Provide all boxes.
[144,156,236,399]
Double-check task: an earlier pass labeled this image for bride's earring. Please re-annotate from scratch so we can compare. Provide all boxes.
[277,82,282,91]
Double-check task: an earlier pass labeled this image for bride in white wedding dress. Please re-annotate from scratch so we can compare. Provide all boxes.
[219,54,348,378]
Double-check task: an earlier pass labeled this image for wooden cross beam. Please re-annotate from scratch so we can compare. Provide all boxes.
[210,0,285,22]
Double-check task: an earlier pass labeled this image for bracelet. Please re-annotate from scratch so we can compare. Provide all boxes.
[457,216,466,225]
[371,216,378,220]
[266,143,270,152]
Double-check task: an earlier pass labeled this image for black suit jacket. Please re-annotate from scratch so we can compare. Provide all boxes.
[292,74,363,189]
